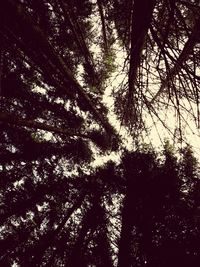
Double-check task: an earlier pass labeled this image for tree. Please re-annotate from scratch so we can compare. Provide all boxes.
[118,144,200,267]
[0,0,200,266]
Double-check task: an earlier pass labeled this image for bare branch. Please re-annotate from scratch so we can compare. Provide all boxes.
[150,16,200,104]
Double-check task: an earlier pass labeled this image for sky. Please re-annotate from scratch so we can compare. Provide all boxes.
[33,0,200,168]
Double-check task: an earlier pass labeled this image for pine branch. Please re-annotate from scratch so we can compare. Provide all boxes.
[59,0,100,88]
[0,112,88,138]
[0,0,116,138]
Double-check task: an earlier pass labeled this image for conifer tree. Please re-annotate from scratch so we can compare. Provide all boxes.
[0,1,200,266]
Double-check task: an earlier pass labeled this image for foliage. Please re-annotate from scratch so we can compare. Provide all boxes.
[0,140,200,266]
[0,0,200,266]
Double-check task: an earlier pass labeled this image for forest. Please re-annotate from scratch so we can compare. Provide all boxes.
[0,0,200,266]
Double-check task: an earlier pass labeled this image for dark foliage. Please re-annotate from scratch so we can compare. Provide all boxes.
[0,1,200,266]
[0,139,199,266]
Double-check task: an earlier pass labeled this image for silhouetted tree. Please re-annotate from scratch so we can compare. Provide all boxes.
[0,1,200,266]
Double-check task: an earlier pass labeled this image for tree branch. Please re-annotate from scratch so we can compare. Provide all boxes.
[0,112,88,138]
[150,16,200,104]
[97,0,108,53]
[0,0,116,138]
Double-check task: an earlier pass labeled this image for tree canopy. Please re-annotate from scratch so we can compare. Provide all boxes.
[0,0,200,266]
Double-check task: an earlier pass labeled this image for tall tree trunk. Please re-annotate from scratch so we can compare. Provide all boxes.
[97,0,108,53]
[118,175,139,267]
[128,0,155,96]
